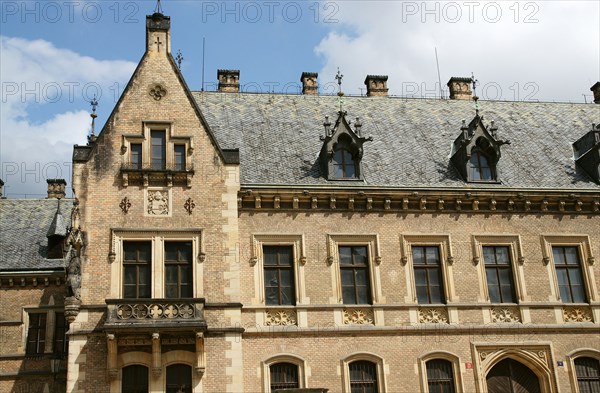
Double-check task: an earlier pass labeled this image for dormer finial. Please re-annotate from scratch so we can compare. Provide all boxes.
[471,72,480,116]
[335,68,344,112]
[154,0,163,14]
[176,49,184,69]
[88,95,98,144]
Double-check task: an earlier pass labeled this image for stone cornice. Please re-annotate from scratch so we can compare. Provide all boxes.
[0,271,64,288]
[238,188,600,214]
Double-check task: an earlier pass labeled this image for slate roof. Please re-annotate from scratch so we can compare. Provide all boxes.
[0,199,72,271]
[193,92,600,190]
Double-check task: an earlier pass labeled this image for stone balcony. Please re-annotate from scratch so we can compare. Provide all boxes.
[119,162,194,187]
[104,298,207,331]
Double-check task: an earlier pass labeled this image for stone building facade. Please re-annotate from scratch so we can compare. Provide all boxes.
[2,8,600,393]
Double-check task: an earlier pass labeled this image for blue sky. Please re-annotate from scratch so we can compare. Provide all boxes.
[1,0,599,197]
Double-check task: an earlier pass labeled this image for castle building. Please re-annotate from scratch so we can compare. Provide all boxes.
[1,8,600,393]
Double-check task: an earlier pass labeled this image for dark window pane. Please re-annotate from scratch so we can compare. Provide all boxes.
[130,143,142,169]
[123,242,152,299]
[263,246,295,305]
[413,246,444,304]
[53,312,68,354]
[122,365,149,393]
[26,313,47,355]
[339,246,353,265]
[151,130,166,170]
[553,246,587,304]
[339,246,371,305]
[427,359,456,393]
[349,361,378,393]
[164,242,193,299]
[174,144,186,171]
[166,364,192,393]
[270,363,299,392]
[484,246,517,304]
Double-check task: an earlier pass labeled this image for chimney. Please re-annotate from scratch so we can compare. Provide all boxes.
[591,82,600,104]
[218,69,240,93]
[364,75,389,97]
[301,72,318,95]
[47,179,66,199]
[447,77,472,100]
[146,10,171,54]
[0,179,4,198]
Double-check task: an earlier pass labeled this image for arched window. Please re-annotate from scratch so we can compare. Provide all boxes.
[349,360,378,393]
[426,359,455,393]
[166,364,192,393]
[270,362,299,392]
[574,357,600,392]
[469,149,494,181]
[333,136,358,179]
[122,365,149,393]
[486,358,540,393]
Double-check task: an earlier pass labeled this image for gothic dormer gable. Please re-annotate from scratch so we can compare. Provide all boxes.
[320,111,373,180]
[573,123,600,184]
[450,115,510,183]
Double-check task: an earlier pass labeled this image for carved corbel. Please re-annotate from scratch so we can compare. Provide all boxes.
[249,256,258,266]
[366,198,373,210]
[543,257,550,266]
[420,198,427,210]
[107,333,118,379]
[375,256,382,266]
[299,256,307,266]
[195,332,206,376]
[455,199,462,211]
[541,200,549,211]
[151,333,161,377]
[326,256,334,266]
[472,200,479,211]
[384,199,391,210]
[274,196,280,209]
[559,201,566,212]
[311,197,318,209]
[255,196,261,209]
[292,197,299,209]
[588,257,595,266]
[402,198,409,210]
[348,197,355,210]
[437,199,444,210]
[198,252,206,263]
[490,199,497,211]
[330,196,336,210]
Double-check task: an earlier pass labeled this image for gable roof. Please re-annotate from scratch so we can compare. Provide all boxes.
[193,92,600,190]
[0,199,72,271]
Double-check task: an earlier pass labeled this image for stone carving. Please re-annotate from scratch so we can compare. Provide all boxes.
[120,197,131,213]
[343,308,374,325]
[491,307,521,323]
[149,84,167,101]
[116,302,195,320]
[265,309,297,326]
[563,306,593,322]
[147,190,169,215]
[66,248,82,300]
[184,198,195,215]
[418,308,449,324]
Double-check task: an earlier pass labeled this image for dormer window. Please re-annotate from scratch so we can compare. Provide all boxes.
[320,111,372,181]
[450,115,509,183]
[333,135,358,179]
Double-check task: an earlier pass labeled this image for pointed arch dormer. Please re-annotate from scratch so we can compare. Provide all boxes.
[450,115,510,183]
[320,111,372,180]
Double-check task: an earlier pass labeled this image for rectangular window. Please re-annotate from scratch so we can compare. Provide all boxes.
[26,313,47,355]
[484,246,517,303]
[413,246,445,304]
[165,242,193,298]
[339,245,371,305]
[53,312,68,354]
[123,241,152,298]
[263,246,295,305]
[553,246,587,303]
[151,130,166,170]
[130,143,142,169]
[174,144,186,171]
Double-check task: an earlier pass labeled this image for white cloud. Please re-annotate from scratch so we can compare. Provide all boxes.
[0,36,136,197]
[315,1,600,102]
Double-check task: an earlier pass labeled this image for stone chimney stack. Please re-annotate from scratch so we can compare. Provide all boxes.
[146,11,171,54]
[591,82,600,104]
[301,72,318,95]
[447,77,472,100]
[0,179,4,198]
[218,70,240,93]
[47,179,66,199]
[364,75,389,97]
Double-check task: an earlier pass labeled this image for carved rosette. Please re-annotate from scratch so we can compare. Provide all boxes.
[147,190,169,215]
[491,307,521,323]
[418,307,449,324]
[343,308,374,325]
[563,306,593,322]
[264,309,297,326]
[116,303,195,320]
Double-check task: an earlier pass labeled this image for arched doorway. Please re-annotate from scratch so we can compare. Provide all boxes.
[486,358,541,393]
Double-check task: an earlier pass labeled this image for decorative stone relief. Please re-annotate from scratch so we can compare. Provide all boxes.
[418,307,449,324]
[117,303,195,320]
[149,84,167,101]
[563,306,593,322]
[491,307,521,323]
[184,198,195,215]
[147,189,169,215]
[343,308,374,325]
[264,309,297,326]
[120,197,131,213]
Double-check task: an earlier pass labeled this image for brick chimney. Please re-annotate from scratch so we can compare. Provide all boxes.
[218,69,240,93]
[591,82,600,104]
[301,72,318,95]
[0,179,4,198]
[364,75,389,97]
[447,77,472,100]
[47,179,66,199]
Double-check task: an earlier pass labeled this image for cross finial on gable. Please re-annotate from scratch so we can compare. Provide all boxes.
[471,72,480,116]
[155,0,163,14]
[176,49,184,69]
[335,68,344,112]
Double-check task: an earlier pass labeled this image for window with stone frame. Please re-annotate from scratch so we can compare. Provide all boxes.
[151,130,166,170]
[349,360,378,393]
[339,245,372,305]
[270,362,299,392]
[574,357,600,393]
[123,241,152,299]
[130,143,142,169]
[164,242,193,298]
[53,312,68,354]
[26,313,47,355]
[553,246,587,303]
[412,246,445,304]
[426,359,456,393]
[263,245,295,306]
[122,365,149,393]
[483,246,517,304]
